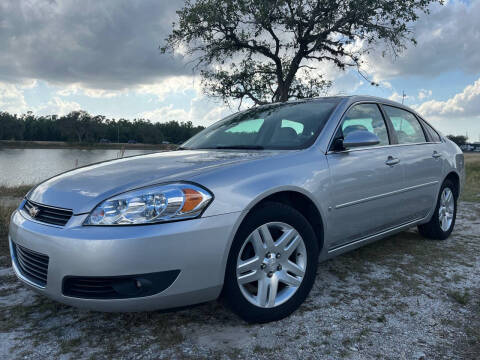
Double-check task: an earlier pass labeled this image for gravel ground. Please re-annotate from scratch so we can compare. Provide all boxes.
[0,202,479,360]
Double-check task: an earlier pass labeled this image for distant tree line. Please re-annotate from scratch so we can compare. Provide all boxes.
[446,135,468,147]
[0,110,205,144]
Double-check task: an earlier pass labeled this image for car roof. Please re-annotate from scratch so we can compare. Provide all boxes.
[284,95,422,117]
[310,95,408,107]
[243,95,425,124]
[339,95,407,107]
[272,95,410,109]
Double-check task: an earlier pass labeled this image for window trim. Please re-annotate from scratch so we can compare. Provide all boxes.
[416,116,443,143]
[380,104,429,145]
[326,101,394,153]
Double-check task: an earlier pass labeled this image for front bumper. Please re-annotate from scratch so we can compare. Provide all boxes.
[8,209,241,311]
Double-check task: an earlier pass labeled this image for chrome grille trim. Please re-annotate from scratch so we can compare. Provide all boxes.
[23,199,73,226]
[12,243,49,287]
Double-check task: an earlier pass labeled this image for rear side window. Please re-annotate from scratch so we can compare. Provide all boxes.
[383,106,426,144]
[421,120,442,142]
[335,103,390,146]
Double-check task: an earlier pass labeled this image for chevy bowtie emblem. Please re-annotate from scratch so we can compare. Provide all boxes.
[29,205,40,218]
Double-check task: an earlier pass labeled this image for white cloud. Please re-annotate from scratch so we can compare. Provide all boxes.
[136,73,238,127]
[83,88,121,99]
[139,94,232,127]
[56,84,123,98]
[0,82,28,113]
[53,75,203,101]
[388,92,408,103]
[388,89,432,103]
[141,105,190,123]
[36,97,81,116]
[136,76,202,102]
[362,0,480,81]
[19,79,38,90]
[418,89,432,100]
[413,78,480,119]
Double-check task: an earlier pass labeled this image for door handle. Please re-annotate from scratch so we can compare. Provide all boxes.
[432,151,442,159]
[385,156,400,166]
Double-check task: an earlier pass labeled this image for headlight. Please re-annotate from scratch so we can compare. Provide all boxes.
[84,183,213,225]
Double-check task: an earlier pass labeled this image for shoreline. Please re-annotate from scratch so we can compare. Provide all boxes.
[0,140,176,150]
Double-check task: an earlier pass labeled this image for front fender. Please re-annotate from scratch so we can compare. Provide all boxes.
[192,148,330,230]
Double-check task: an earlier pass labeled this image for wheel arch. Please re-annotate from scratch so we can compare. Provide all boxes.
[243,189,325,252]
[444,171,460,198]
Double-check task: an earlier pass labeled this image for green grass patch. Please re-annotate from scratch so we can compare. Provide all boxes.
[461,153,480,202]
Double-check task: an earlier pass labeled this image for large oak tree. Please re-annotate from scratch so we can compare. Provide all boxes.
[162,0,442,106]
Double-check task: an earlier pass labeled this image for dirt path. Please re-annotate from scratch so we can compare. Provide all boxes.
[1,202,479,360]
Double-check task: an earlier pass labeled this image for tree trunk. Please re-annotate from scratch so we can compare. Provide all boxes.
[274,85,289,103]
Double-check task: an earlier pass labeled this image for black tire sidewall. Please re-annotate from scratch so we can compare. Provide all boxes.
[223,202,319,323]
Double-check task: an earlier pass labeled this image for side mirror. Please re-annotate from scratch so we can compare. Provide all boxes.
[342,131,380,149]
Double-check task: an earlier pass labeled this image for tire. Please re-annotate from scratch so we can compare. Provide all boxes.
[223,202,319,323]
[417,179,457,240]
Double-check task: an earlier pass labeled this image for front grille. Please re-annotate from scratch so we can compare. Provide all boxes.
[23,199,73,226]
[13,243,49,287]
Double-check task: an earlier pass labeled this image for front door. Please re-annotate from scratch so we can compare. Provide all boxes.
[325,103,404,250]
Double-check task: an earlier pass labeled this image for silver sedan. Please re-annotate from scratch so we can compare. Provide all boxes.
[9,96,465,323]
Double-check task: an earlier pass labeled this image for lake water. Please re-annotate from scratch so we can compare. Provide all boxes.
[0,148,156,187]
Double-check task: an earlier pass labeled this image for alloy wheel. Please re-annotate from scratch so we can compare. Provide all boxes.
[236,222,307,308]
[438,187,454,232]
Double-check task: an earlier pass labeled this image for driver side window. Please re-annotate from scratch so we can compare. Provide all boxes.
[335,103,390,147]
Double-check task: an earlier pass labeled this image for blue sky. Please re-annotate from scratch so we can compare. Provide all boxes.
[0,0,479,140]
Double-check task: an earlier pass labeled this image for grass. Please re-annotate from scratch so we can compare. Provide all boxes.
[0,206,16,237]
[0,185,33,198]
[0,206,16,265]
[448,290,471,306]
[461,153,480,202]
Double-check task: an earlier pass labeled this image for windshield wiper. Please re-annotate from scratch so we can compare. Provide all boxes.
[212,145,265,150]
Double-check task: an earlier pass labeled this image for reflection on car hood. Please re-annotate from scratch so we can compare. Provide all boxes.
[28,149,274,214]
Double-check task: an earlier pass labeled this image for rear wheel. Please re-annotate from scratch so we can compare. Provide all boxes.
[418,179,457,240]
[223,202,318,323]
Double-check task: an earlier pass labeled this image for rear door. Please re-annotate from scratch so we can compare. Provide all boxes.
[325,103,404,250]
[381,105,443,219]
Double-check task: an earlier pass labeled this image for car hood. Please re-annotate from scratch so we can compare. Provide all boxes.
[28,149,274,214]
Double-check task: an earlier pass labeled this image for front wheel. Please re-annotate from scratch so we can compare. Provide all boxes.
[418,179,457,240]
[223,202,319,323]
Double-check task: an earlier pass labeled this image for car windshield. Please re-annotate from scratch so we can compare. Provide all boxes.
[181,99,340,150]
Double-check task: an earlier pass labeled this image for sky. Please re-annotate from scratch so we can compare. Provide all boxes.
[0,0,479,140]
